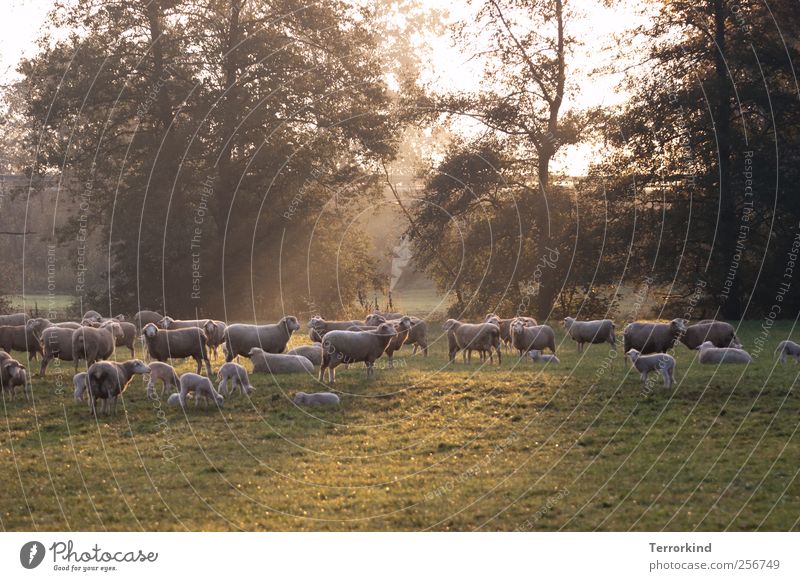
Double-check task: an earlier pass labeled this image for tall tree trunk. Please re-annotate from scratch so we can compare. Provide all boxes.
[713,0,741,319]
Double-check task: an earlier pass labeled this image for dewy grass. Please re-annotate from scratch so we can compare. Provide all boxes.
[0,321,798,531]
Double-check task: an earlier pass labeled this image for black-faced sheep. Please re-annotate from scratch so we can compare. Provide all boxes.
[563,317,616,352]
[776,340,800,364]
[679,321,740,350]
[249,348,314,374]
[622,319,686,366]
[626,349,676,388]
[697,341,753,364]
[510,321,556,357]
[319,323,398,384]
[224,316,301,360]
[442,319,501,364]
[142,323,213,376]
[86,359,150,416]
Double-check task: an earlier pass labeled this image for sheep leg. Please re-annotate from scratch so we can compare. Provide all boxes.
[218,377,228,397]
[387,354,394,369]
[496,346,502,365]
[129,345,135,358]
[203,354,213,377]
[640,371,648,388]
[146,379,156,399]
[39,355,51,377]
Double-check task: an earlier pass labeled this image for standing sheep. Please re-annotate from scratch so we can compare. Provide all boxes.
[0,358,29,401]
[510,321,556,358]
[625,349,676,389]
[249,348,314,374]
[71,321,121,371]
[563,317,616,352]
[0,313,29,326]
[40,327,77,376]
[225,316,300,360]
[86,359,150,416]
[775,340,800,364]
[293,391,340,407]
[622,319,686,366]
[142,323,213,376]
[442,319,502,364]
[308,317,365,342]
[144,361,181,399]
[0,325,43,360]
[319,323,398,384]
[286,344,323,366]
[176,373,225,408]
[134,310,164,330]
[203,320,227,359]
[485,314,537,349]
[217,362,254,396]
[366,314,429,356]
[115,321,138,357]
[697,341,753,364]
[679,321,741,350]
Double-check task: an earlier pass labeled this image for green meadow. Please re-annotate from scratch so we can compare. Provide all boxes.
[0,320,798,531]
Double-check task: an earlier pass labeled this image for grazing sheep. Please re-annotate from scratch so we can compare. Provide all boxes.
[176,373,224,408]
[86,359,150,416]
[249,348,314,374]
[308,317,365,342]
[71,321,121,370]
[293,391,340,407]
[0,313,29,326]
[167,393,183,407]
[0,324,44,360]
[73,372,88,403]
[225,316,301,360]
[319,323,398,384]
[0,350,12,363]
[622,319,687,366]
[144,361,180,399]
[0,358,29,401]
[680,321,741,350]
[485,314,537,349]
[563,317,616,352]
[134,310,164,330]
[626,349,676,388]
[510,321,556,357]
[366,314,429,356]
[203,320,227,359]
[217,362,254,396]
[697,341,753,364]
[442,319,502,364]
[286,344,323,366]
[529,350,560,364]
[775,340,800,364]
[39,327,77,376]
[142,323,213,376]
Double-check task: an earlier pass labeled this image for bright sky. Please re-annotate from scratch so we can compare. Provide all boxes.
[0,0,645,175]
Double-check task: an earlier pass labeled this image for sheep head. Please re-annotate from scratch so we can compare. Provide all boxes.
[563,317,575,329]
[365,314,386,326]
[282,316,300,333]
[293,392,307,405]
[142,323,159,338]
[625,349,641,363]
[158,316,176,329]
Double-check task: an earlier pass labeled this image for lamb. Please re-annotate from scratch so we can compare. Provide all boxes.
[622,319,687,366]
[365,314,429,356]
[0,324,44,360]
[442,319,502,364]
[286,344,323,366]
[697,341,753,364]
[142,323,213,376]
[679,321,741,350]
[216,362,254,396]
[563,317,616,352]
[625,349,676,388]
[510,321,556,357]
[134,310,164,330]
[73,372,88,403]
[86,359,151,416]
[224,316,301,360]
[144,361,180,399]
[0,313,29,326]
[775,340,800,364]
[175,373,225,408]
[319,323,398,384]
[529,350,560,364]
[249,348,314,374]
[308,317,365,342]
[485,314,537,349]
[40,327,77,376]
[71,321,121,370]
[293,391,340,407]
[0,358,29,401]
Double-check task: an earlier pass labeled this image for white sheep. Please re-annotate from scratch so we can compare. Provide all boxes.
[626,349,676,388]
[775,340,800,364]
[176,373,224,408]
[293,391,340,407]
[145,361,180,399]
[563,317,616,352]
[249,348,314,374]
[697,341,753,364]
[528,350,560,364]
[73,371,88,403]
[217,362,254,396]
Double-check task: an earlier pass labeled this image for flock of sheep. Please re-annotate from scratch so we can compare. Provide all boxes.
[0,308,798,416]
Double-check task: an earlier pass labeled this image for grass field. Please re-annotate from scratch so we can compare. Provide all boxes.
[0,320,798,531]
